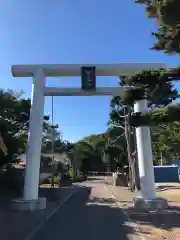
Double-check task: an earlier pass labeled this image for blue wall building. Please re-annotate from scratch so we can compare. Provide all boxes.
[154,165,180,183]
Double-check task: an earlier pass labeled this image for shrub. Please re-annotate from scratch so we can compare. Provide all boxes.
[53,173,61,185]
[68,168,73,179]
[74,175,87,182]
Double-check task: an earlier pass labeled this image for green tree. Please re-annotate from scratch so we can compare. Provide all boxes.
[63,134,118,177]
[64,141,94,179]
[81,134,119,172]
[41,123,63,153]
[82,134,108,170]
[132,107,180,164]
[72,133,125,174]
[108,96,139,190]
[135,0,180,54]
[0,89,30,167]
[151,122,180,164]
[109,69,179,190]
[0,89,57,168]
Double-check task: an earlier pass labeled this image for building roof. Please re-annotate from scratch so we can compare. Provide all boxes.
[17,153,70,165]
[42,153,70,165]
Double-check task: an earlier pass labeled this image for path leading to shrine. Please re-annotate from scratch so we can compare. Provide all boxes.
[31,177,138,240]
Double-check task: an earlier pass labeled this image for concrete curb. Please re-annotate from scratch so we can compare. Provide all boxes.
[24,192,73,240]
[105,185,145,240]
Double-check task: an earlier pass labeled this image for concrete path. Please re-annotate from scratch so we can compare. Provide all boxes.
[32,178,135,240]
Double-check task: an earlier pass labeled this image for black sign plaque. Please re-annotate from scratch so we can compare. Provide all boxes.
[81,66,96,91]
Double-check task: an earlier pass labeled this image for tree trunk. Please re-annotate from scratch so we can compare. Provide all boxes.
[0,133,8,156]
[76,168,80,177]
[71,159,76,181]
[125,106,140,192]
[124,106,135,191]
[51,156,56,188]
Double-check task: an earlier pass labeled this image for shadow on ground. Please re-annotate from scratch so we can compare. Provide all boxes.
[32,186,137,240]
[2,183,180,240]
[88,196,117,204]
[86,177,106,181]
[124,204,180,238]
[0,185,84,240]
[156,185,180,192]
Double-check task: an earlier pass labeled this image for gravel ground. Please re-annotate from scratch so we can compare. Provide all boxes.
[107,183,180,240]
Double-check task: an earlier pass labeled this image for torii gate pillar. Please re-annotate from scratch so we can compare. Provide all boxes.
[23,69,45,201]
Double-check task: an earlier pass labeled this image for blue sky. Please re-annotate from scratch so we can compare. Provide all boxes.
[0,0,179,142]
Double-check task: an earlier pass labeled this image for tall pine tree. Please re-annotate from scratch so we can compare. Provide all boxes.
[135,0,180,54]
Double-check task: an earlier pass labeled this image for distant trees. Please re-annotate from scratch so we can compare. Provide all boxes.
[0,89,64,169]
[0,89,30,167]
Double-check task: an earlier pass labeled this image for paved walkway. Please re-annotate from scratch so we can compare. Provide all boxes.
[0,186,74,240]
[32,179,136,240]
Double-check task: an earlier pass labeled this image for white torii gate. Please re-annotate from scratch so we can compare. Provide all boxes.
[11,63,166,208]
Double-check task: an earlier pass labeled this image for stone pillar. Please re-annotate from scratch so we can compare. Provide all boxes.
[23,69,45,200]
[134,99,156,200]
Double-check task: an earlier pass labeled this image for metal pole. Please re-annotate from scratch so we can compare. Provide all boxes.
[51,96,55,188]
[160,152,163,166]
[52,96,54,154]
